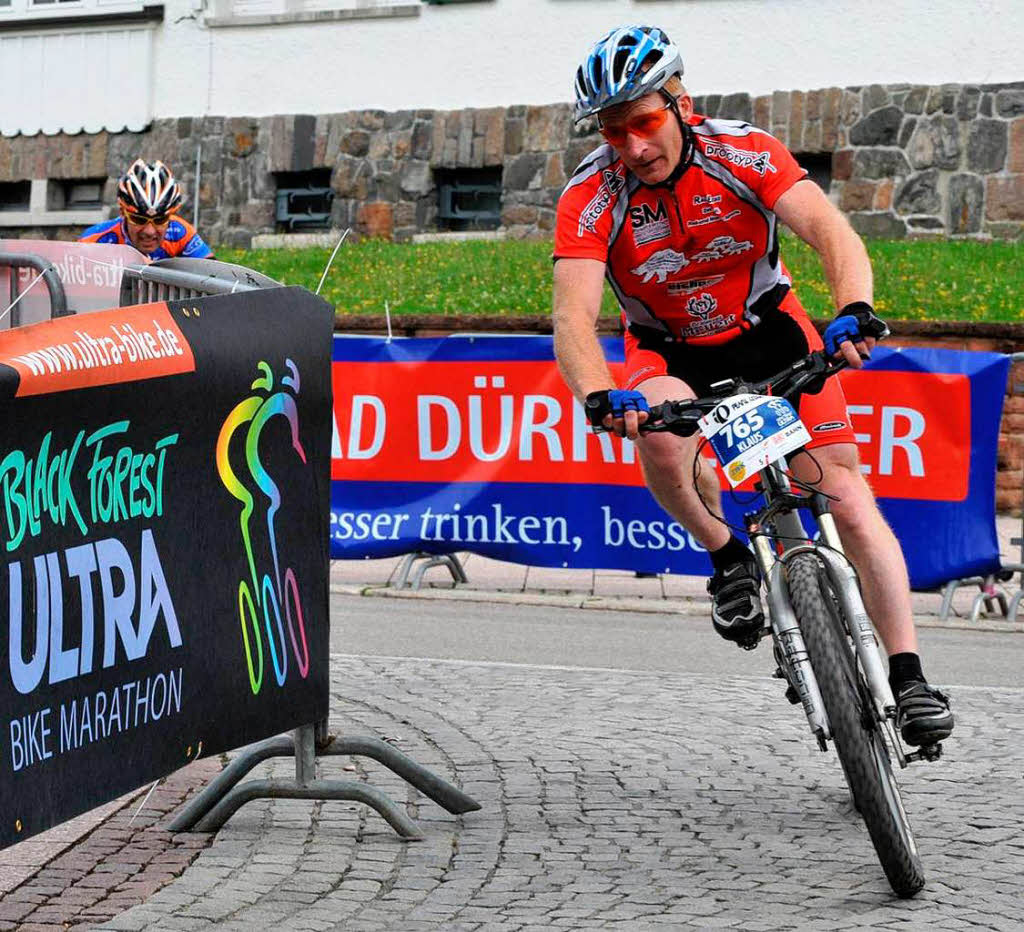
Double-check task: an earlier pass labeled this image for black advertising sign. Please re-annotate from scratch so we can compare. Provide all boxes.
[0,286,333,849]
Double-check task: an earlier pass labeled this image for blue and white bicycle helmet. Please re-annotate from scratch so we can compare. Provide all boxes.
[573,25,684,124]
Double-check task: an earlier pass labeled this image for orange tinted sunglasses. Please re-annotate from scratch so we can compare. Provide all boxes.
[599,100,674,148]
[124,210,172,227]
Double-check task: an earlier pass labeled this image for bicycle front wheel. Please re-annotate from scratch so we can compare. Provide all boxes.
[786,551,925,897]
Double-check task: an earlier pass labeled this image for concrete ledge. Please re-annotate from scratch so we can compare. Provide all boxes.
[411,231,508,244]
[334,313,1024,341]
[250,231,341,249]
[206,3,418,28]
[0,208,105,228]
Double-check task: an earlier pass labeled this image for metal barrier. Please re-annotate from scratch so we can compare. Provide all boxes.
[0,252,69,324]
[119,257,283,306]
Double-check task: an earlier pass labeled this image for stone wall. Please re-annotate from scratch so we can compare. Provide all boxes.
[1,81,1022,245]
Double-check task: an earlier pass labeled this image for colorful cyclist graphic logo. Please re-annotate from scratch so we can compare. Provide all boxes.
[216,359,310,695]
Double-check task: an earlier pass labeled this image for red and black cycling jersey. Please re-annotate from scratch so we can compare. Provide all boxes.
[554,114,808,346]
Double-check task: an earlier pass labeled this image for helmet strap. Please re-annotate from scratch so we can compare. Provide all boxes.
[644,87,694,188]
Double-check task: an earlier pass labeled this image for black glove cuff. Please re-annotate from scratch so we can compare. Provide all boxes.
[838,301,889,339]
[584,390,612,426]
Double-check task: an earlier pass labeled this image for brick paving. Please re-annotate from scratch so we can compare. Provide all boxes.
[0,758,222,931]
[68,656,1024,931]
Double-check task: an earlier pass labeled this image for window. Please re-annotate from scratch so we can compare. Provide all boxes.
[274,169,333,232]
[0,181,31,212]
[794,153,832,193]
[435,168,502,232]
[49,178,106,210]
[0,0,149,22]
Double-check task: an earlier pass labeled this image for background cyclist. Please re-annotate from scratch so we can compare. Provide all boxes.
[80,159,214,261]
[552,24,953,748]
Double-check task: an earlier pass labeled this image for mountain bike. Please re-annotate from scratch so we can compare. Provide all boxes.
[614,351,944,897]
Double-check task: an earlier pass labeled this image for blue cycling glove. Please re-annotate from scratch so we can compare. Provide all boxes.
[585,388,650,425]
[823,301,889,356]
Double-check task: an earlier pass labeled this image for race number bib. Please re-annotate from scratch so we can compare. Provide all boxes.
[698,394,811,487]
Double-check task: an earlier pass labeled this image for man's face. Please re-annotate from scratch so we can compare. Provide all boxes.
[599,92,692,185]
[121,207,171,255]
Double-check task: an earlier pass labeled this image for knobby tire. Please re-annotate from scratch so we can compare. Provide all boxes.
[786,552,925,898]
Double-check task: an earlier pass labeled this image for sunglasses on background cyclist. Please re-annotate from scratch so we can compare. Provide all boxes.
[124,210,173,227]
[598,100,674,148]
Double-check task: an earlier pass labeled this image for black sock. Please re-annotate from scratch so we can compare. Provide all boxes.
[888,652,925,692]
[709,535,753,573]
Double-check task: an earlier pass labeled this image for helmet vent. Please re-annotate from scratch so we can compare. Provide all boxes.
[613,48,632,83]
[640,49,664,74]
[590,56,604,93]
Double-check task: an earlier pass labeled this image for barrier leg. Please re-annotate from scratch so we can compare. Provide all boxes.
[320,734,480,814]
[193,779,424,839]
[938,580,959,621]
[970,575,1009,622]
[170,722,480,839]
[168,735,294,831]
[410,554,467,590]
[392,552,467,590]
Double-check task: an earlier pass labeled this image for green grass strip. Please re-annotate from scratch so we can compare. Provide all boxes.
[218,235,1023,322]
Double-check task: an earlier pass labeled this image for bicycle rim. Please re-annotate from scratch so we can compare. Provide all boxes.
[786,551,925,897]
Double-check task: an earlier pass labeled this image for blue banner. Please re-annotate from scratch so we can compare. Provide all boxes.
[330,335,1009,590]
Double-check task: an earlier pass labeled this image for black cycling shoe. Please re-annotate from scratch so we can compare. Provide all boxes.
[707,559,765,649]
[895,681,954,746]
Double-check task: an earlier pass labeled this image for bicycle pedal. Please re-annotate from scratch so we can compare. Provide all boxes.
[905,742,943,764]
[737,628,767,651]
[783,684,801,705]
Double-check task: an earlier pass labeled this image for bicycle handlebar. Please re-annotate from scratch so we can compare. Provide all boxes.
[594,351,848,437]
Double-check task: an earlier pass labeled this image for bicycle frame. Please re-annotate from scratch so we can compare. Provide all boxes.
[746,460,898,752]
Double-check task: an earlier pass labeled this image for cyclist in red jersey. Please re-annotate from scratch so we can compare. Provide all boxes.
[553,25,952,747]
[80,159,213,261]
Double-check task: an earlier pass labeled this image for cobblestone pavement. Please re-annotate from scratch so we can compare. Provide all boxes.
[90,656,1022,932]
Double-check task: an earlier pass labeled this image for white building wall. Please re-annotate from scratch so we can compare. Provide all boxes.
[153,0,1024,121]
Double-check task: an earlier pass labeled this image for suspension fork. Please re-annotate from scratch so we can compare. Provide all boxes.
[748,466,831,745]
[807,498,896,720]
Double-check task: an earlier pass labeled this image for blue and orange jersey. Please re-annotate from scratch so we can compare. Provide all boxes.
[79,216,213,261]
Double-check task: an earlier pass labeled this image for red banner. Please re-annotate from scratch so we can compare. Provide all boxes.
[333,359,971,502]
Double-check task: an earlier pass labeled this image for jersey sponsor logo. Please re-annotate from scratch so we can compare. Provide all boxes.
[667,275,725,295]
[685,293,718,320]
[630,248,689,284]
[692,235,754,263]
[629,202,670,246]
[693,194,722,206]
[678,313,738,340]
[577,168,626,237]
[812,420,849,433]
[687,208,741,229]
[702,141,777,176]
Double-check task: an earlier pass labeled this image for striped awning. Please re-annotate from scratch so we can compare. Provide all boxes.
[0,24,154,137]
